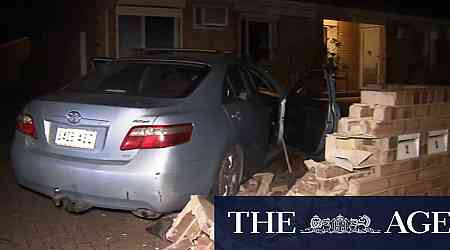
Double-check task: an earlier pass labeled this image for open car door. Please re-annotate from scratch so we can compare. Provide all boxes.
[284,66,340,160]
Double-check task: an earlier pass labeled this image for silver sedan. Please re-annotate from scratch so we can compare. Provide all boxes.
[10,50,285,217]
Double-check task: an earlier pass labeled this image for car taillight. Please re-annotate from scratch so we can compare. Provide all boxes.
[16,113,36,138]
[120,123,193,150]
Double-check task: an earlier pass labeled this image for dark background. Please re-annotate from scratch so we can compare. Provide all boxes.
[3,1,450,44]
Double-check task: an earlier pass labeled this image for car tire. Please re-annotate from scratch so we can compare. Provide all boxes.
[210,146,243,200]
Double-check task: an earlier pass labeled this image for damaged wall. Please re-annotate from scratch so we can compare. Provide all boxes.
[288,86,450,196]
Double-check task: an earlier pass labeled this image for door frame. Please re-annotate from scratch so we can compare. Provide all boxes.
[359,24,386,87]
[238,14,278,60]
[115,6,183,57]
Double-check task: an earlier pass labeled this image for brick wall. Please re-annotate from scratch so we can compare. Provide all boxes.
[0,38,31,82]
[385,21,450,85]
[288,86,450,197]
[336,21,359,91]
[277,15,323,89]
[182,0,238,51]
[95,0,118,57]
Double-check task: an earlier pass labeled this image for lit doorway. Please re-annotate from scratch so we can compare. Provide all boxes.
[323,19,386,91]
[360,24,385,86]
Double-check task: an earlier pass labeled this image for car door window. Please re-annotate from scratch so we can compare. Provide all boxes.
[223,65,249,103]
[245,68,279,97]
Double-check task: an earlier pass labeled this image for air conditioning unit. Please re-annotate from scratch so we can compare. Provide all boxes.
[194,6,228,27]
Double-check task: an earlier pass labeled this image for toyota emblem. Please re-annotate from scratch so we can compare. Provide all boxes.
[66,111,82,124]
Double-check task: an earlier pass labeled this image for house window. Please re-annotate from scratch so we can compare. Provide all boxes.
[193,6,229,28]
[118,16,177,57]
[116,6,182,57]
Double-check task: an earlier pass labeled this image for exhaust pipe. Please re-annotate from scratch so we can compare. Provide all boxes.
[52,187,92,213]
[62,197,92,214]
[52,187,64,207]
[132,208,162,219]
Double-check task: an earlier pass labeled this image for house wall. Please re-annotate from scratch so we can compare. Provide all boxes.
[0,38,31,82]
[318,4,450,87]
[93,0,450,89]
[436,26,450,84]
[1,0,98,94]
[385,21,425,84]
[182,0,238,51]
[384,20,450,85]
[275,15,323,89]
[336,21,359,91]
[96,0,119,57]
[43,1,97,83]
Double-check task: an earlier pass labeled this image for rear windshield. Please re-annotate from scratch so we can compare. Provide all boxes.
[65,62,211,98]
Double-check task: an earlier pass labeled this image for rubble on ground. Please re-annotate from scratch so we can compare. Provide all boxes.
[162,195,214,250]
[162,85,450,249]
[290,85,450,196]
[237,172,289,196]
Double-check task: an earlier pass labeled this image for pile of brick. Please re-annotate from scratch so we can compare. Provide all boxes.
[163,195,214,250]
[162,173,290,250]
[288,85,450,196]
[238,172,289,196]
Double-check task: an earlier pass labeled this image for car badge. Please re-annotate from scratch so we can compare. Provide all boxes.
[66,111,82,124]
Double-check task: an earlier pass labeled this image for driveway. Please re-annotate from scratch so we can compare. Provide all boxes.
[0,145,168,250]
[0,142,304,250]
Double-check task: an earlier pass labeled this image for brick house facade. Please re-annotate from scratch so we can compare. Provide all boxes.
[4,0,450,94]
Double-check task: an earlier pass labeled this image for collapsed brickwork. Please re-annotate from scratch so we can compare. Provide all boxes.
[288,85,450,196]
[163,196,214,250]
[163,85,450,249]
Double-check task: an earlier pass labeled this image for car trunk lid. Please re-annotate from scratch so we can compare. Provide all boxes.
[24,92,184,162]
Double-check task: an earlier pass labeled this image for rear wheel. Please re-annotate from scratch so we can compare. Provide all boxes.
[212,147,243,197]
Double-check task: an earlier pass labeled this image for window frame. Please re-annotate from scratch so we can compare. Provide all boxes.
[193,4,229,30]
[222,64,252,104]
[115,6,183,57]
[244,66,280,98]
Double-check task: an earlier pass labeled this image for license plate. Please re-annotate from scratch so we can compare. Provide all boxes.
[55,128,97,149]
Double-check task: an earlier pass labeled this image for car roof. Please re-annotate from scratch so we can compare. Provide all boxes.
[110,49,237,67]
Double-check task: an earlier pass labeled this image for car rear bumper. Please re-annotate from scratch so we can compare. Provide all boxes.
[10,136,218,213]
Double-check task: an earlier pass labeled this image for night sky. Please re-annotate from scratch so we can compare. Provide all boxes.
[2,0,61,43]
[2,0,450,44]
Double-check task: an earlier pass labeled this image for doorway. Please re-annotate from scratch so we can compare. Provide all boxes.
[241,19,271,64]
[323,19,386,91]
[360,24,385,86]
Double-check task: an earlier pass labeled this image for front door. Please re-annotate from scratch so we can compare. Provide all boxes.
[360,25,385,86]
